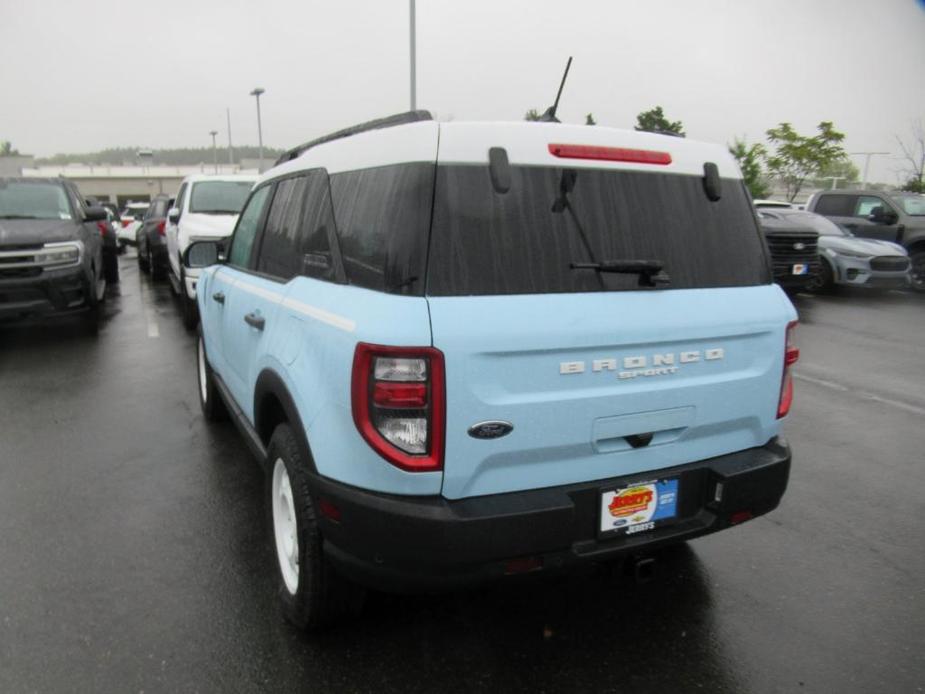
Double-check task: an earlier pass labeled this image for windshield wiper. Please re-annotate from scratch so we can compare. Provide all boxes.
[571,260,671,287]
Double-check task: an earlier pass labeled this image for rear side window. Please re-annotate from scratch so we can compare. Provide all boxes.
[228,185,271,269]
[329,163,434,295]
[813,194,855,216]
[854,195,894,217]
[257,177,308,280]
[299,171,338,282]
[427,165,770,296]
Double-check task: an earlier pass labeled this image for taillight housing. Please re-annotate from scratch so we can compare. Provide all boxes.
[157,220,166,236]
[777,321,799,418]
[352,343,445,472]
[96,221,108,236]
[121,219,133,228]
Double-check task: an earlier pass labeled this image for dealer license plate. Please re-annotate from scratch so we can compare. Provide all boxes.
[600,479,679,535]
[792,263,808,275]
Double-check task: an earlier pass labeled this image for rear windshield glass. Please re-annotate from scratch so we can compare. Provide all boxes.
[190,181,253,214]
[426,165,769,296]
[0,181,73,220]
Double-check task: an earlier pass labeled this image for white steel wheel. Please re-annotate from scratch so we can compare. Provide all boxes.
[197,336,208,404]
[272,457,300,595]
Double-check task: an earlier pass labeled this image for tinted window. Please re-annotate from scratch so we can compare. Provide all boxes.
[329,163,434,295]
[813,194,855,216]
[228,185,271,269]
[257,177,307,280]
[299,171,338,282]
[0,181,73,220]
[427,165,769,296]
[189,180,252,214]
[854,195,893,217]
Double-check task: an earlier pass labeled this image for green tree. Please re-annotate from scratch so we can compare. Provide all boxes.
[634,106,684,137]
[524,109,541,122]
[895,120,924,193]
[764,121,847,202]
[729,137,770,199]
[585,113,596,126]
[1,141,20,156]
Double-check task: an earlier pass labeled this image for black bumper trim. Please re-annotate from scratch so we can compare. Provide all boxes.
[311,437,792,592]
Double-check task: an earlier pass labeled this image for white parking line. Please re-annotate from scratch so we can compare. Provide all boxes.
[136,260,160,339]
[794,373,925,416]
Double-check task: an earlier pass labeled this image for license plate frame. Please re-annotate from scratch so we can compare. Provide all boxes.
[599,478,680,537]
[792,263,808,275]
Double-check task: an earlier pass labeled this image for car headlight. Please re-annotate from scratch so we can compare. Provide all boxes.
[829,248,872,259]
[35,241,82,266]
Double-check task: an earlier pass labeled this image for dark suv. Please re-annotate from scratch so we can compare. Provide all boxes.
[136,194,173,279]
[0,177,111,331]
[757,214,820,292]
[805,190,925,291]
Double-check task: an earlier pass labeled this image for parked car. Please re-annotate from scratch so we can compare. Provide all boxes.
[136,194,174,279]
[117,201,150,250]
[86,196,120,284]
[0,177,110,332]
[185,112,798,629]
[758,208,910,292]
[804,189,925,291]
[165,174,255,328]
[756,213,820,292]
[753,199,794,209]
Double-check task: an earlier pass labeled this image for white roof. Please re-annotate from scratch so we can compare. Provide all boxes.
[260,120,742,183]
[180,173,258,184]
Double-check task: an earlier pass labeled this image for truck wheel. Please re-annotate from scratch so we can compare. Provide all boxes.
[197,332,228,421]
[266,423,360,630]
[910,250,925,293]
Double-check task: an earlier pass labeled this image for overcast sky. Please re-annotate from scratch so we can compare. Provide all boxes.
[1,0,923,183]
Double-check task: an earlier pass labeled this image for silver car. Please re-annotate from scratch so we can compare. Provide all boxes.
[758,208,910,292]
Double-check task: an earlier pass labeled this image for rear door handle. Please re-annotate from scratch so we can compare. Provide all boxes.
[244,312,265,330]
[212,291,225,304]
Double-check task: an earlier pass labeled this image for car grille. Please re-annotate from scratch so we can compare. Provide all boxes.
[869,256,909,272]
[0,266,42,279]
[764,232,819,260]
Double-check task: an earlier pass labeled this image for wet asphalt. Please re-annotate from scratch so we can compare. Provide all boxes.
[1,253,923,694]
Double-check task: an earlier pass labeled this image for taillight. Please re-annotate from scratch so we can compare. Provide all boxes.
[777,321,800,418]
[548,143,672,165]
[157,220,166,236]
[351,343,445,472]
[96,221,107,236]
[121,219,133,228]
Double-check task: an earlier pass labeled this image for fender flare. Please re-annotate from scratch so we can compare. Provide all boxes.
[254,369,318,474]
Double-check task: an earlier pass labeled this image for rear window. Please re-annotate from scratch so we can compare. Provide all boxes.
[426,165,770,296]
[190,181,253,214]
[0,181,73,220]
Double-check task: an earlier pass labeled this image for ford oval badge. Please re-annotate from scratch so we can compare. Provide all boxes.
[468,421,514,440]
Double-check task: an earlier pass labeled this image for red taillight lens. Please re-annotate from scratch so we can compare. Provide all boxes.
[96,221,107,236]
[157,220,166,236]
[352,343,445,472]
[121,219,133,228]
[777,321,799,418]
[548,143,672,165]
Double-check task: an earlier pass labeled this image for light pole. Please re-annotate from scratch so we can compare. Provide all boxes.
[250,87,265,172]
[209,130,218,173]
[849,151,890,187]
[409,0,416,111]
[226,108,234,166]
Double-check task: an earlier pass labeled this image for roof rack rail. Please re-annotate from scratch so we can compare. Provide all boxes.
[274,110,434,167]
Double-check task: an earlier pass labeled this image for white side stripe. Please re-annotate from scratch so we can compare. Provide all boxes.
[230,278,356,333]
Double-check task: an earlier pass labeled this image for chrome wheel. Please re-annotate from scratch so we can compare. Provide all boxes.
[272,457,299,595]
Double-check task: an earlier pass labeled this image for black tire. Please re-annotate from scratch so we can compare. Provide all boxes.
[117,240,127,255]
[103,249,120,284]
[137,246,149,272]
[197,331,229,421]
[84,273,101,335]
[150,250,165,280]
[265,423,363,630]
[179,265,199,330]
[806,258,835,293]
[910,250,925,293]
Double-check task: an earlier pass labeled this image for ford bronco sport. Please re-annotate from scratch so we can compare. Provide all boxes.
[185,112,799,629]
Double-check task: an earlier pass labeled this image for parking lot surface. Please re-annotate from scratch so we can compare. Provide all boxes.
[1,254,923,693]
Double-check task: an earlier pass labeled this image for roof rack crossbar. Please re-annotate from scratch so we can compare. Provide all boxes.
[274,110,434,166]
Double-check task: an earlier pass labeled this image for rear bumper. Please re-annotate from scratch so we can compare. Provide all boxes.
[0,265,93,322]
[313,437,791,592]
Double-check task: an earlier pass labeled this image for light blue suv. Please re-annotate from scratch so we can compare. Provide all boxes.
[186,111,799,629]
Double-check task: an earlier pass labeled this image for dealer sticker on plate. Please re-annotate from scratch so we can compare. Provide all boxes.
[792,263,808,275]
[600,479,679,535]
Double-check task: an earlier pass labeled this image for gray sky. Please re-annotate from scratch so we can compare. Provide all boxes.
[1,0,923,183]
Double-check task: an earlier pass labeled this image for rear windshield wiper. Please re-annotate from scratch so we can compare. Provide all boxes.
[571,260,671,287]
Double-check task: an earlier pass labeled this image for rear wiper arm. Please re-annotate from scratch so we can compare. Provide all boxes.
[570,259,671,287]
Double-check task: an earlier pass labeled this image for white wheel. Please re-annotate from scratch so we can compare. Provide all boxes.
[272,457,300,595]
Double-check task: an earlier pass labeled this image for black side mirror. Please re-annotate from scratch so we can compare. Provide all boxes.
[183,240,224,268]
[84,206,108,222]
[869,206,898,225]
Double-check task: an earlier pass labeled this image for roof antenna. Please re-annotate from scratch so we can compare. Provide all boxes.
[539,56,573,123]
